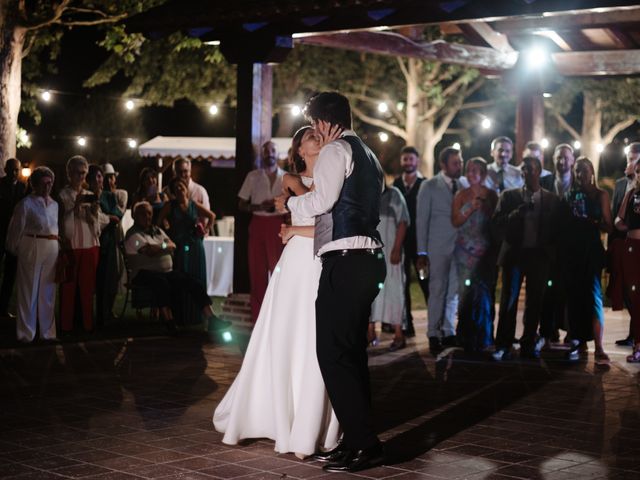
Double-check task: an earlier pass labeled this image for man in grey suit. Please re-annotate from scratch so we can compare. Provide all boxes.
[416,147,462,353]
[610,142,640,346]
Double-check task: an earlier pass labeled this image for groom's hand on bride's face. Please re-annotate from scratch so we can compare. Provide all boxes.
[317,120,343,146]
[274,194,289,213]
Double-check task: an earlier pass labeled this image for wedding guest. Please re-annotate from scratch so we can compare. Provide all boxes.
[6,167,58,343]
[132,167,167,224]
[58,156,108,333]
[492,156,563,360]
[416,147,462,353]
[238,140,287,322]
[486,137,521,193]
[0,158,27,318]
[173,158,210,208]
[392,146,427,337]
[451,158,498,353]
[609,143,640,346]
[522,141,553,181]
[92,164,125,327]
[563,158,612,362]
[612,160,640,363]
[125,202,221,332]
[158,178,215,325]
[368,185,409,351]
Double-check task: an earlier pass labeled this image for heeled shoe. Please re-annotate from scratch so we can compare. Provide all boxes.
[626,348,640,363]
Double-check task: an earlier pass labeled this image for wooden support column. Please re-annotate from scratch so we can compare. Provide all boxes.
[515,90,545,166]
[233,62,273,293]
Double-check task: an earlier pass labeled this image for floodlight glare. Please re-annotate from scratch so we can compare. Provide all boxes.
[481,118,492,130]
[541,138,549,149]
[378,132,389,142]
[291,105,302,116]
[573,140,581,150]
[524,46,549,67]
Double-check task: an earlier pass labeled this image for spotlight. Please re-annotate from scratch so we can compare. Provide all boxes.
[127,138,138,149]
[41,90,52,102]
[125,100,135,111]
[573,140,581,150]
[541,138,549,149]
[378,132,389,142]
[291,105,302,117]
[208,104,219,116]
[523,46,549,68]
[481,118,491,130]
[77,137,87,147]
[597,143,604,153]
[377,102,389,113]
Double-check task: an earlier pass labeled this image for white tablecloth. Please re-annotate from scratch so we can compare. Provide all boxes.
[203,236,234,297]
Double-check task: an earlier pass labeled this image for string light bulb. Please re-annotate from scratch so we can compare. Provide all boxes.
[541,138,549,149]
[573,140,581,150]
[77,137,87,147]
[291,105,302,117]
[378,132,389,142]
[208,104,219,116]
[124,100,135,111]
[481,118,492,130]
[452,142,461,150]
[21,167,31,178]
[377,102,389,113]
[127,138,138,149]
[41,90,52,102]
[597,143,604,153]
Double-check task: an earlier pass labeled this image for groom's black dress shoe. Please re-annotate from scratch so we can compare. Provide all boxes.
[311,443,346,462]
[323,443,385,472]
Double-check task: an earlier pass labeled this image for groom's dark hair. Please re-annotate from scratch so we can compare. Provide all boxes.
[304,92,352,130]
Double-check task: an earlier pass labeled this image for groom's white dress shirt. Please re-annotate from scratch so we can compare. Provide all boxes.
[287,131,382,256]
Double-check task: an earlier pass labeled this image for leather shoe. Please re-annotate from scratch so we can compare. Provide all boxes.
[616,336,634,347]
[323,443,385,472]
[428,336,442,354]
[441,335,457,347]
[311,442,347,462]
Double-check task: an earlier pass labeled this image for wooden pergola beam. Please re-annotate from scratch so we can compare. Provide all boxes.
[458,21,515,52]
[296,31,518,70]
[553,49,640,75]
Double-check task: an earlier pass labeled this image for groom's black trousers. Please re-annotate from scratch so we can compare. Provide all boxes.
[316,252,386,450]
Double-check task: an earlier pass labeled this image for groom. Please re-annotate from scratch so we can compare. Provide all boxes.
[276,92,386,472]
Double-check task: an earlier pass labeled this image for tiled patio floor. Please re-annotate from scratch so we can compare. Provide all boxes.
[1,310,640,479]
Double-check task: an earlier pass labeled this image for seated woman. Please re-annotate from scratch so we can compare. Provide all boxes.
[124,201,223,332]
[613,160,640,363]
[563,157,612,363]
[451,157,498,354]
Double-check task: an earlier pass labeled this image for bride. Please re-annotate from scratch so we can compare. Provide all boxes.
[213,126,341,458]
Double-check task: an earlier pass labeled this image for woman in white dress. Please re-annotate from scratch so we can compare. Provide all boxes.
[213,126,341,458]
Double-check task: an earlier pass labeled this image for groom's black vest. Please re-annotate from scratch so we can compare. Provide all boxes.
[314,135,383,254]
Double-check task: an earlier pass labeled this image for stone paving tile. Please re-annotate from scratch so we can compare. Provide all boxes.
[1,320,640,480]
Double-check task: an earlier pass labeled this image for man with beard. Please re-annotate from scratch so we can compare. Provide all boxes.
[610,142,640,346]
[416,147,462,353]
[392,146,427,337]
[238,141,286,322]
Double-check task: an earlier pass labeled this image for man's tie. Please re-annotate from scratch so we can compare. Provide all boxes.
[451,179,458,196]
[497,169,505,192]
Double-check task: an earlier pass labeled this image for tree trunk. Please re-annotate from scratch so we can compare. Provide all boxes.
[581,92,603,179]
[0,14,25,170]
[416,122,437,177]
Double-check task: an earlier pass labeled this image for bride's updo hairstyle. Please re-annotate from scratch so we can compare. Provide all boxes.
[289,125,313,174]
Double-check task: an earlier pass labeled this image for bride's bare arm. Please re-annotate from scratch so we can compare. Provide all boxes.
[282,174,309,196]
[279,224,315,244]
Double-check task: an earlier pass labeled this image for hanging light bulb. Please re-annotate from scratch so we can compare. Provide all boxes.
[128,138,138,149]
[290,105,302,116]
[573,140,581,150]
[377,102,389,113]
[378,132,389,142]
[41,90,52,102]
[77,137,87,147]
[541,138,549,149]
[481,118,492,130]
[125,100,135,111]
[208,104,219,116]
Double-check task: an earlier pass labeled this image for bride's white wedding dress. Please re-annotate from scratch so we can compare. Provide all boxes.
[213,177,340,455]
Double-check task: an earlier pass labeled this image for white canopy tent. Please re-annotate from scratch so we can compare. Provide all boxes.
[138,136,293,167]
